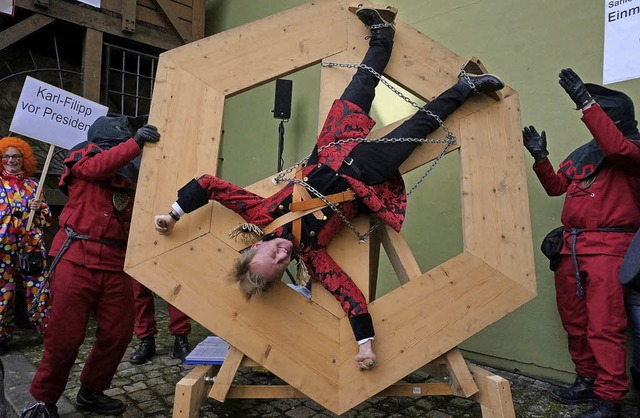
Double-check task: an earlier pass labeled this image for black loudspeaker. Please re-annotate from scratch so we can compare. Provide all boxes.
[273,79,293,119]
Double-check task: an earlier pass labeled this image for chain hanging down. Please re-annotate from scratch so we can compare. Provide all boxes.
[272,62,461,242]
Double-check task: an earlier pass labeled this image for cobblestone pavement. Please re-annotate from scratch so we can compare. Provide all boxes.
[3,297,640,418]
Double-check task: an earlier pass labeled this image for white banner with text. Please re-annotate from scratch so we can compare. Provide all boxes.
[603,0,640,84]
[10,77,108,149]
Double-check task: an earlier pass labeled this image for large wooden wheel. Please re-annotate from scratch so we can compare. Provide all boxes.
[125,1,536,414]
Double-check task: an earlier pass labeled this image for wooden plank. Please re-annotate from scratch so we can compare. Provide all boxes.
[162,0,347,96]
[121,0,136,33]
[377,382,453,397]
[151,0,192,43]
[190,0,205,41]
[209,346,244,401]
[226,385,306,398]
[82,28,103,103]
[125,234,342,409]
[470,364,516,418]
[379,225,422,285]
[14,0,181,50]
[0,14,55,52]
[443,348,478,397]
[459,94,536,292]
[172,365,217,418]
[338,252,534,411]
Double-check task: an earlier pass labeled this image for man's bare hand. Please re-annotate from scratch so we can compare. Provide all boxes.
[355,340,377,370]
[154,214,176,234]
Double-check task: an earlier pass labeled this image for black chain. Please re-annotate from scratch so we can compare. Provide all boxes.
[272,62,461,241]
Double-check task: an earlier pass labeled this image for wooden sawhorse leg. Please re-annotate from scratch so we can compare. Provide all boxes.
[172,365,218,418]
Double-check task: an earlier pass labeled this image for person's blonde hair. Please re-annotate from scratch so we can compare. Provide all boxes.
[230,249,276,300]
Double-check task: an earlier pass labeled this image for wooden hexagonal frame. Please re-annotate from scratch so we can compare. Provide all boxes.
[125,0,536,414]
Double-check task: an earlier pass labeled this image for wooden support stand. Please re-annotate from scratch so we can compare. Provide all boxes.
[172,346,515,418]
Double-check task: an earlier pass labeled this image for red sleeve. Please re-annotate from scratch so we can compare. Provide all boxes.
[196,174,275,226]
[532,158,571,196]
[70,139,141,181]
[582,105,640,174]
[303,248,369,318]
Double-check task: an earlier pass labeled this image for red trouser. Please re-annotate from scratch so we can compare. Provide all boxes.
[555,253,628,402]
[131,279,191,338]
[30,259,134,404]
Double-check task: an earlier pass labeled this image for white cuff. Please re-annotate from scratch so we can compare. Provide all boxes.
[357,337,374,345]
[172,202,185,217]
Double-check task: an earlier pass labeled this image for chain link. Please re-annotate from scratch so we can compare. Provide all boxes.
[273,62,461,241]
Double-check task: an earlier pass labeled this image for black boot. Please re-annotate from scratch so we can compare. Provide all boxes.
[19,402,59,418]
[173,334,191,361]
[129,336,156,365]
[575,399,622,418]
[354,5,398,39]
[76,386,125,415]
[458,72,504,96]
[551,375,597,404]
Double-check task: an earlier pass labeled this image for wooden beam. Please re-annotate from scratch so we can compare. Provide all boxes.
[150,0,190,43]
[14,0,180,50]
[121,0,136,33]
[0,14,55,52]
[190,0,205,41]
[82,28,103,103]
[470,364,516,418]
[208,346,244,401]
[172,365,216,418]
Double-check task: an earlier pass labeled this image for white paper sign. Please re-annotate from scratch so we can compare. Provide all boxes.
[603,0,640,84]
[1,0,14,15]
[10,77,108,149]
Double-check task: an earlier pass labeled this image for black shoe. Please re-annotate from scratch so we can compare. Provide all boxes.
[353,5,398,38]
[20,402,59,418]
[575,399,621,418]
[551,375,597,404]
[76,386,125,416]
[173,334,191,361]
[129,336,156,365]
[460,72,505,95]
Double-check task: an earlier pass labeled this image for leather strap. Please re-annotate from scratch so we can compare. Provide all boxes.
[289,190,356,211]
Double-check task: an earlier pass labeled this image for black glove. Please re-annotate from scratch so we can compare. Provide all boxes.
[134,124,160,148]
[522,125,549,162]
[558,68,593,110]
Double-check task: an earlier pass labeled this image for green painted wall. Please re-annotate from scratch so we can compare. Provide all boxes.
[203,0,640,383]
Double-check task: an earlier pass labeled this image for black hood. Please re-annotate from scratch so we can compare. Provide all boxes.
[87,115,132,149]
[585,83,639,138]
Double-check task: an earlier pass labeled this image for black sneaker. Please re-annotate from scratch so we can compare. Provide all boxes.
[173,334,191,361]
[76,386,125,416]
[551,375,596,404]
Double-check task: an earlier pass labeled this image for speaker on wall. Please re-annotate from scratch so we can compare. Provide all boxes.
[273,79,293,120]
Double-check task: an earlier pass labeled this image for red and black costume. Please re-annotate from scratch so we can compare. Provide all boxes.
[30,116,143,405]
[173,25,485,342]
[531,99,640,402]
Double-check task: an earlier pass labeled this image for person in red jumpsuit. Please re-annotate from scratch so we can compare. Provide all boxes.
[154,6,504,372]
[129,281,192,364]
[522,68,640,418]
[21,116,160,418]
